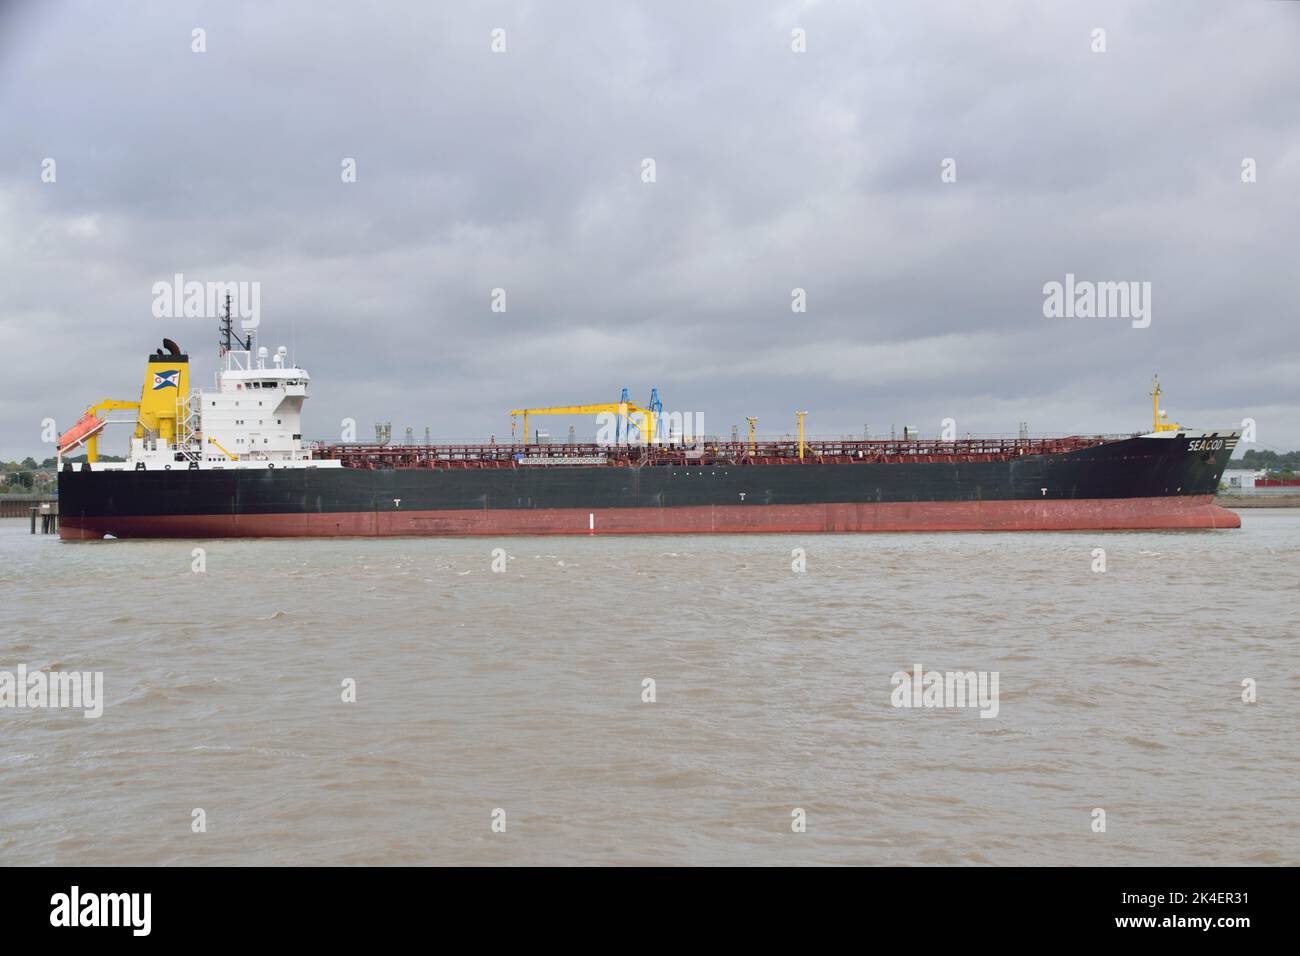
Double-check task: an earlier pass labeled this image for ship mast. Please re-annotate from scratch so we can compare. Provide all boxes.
[219,294,251,357]
[1150,375,1181,433]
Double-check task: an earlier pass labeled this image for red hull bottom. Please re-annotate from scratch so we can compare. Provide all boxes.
[60,496,1241,539]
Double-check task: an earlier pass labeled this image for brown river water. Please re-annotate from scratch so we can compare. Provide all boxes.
[1,511,1296,865]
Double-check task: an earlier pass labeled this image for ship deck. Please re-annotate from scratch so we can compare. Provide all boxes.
[312,435,1135,470]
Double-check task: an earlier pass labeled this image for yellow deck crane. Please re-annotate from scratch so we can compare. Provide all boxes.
[510,401,657,446]
[58,399,141,462]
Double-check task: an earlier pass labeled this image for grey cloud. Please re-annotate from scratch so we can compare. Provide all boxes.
[1,0,1297,458]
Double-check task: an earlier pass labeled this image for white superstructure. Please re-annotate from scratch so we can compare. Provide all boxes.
[196,341,312,464]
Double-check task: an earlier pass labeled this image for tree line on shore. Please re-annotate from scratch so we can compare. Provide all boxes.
[0,455,125,493]
[1237,449,1300,477]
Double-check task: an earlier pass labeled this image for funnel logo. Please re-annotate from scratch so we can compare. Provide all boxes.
[151,370,179,390]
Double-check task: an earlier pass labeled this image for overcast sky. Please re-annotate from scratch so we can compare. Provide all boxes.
[2,0,1298,459]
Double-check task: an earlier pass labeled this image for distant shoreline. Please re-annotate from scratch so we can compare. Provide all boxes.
[1218,495,1300,509]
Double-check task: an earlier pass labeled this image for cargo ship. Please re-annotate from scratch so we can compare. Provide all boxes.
[56,318,1241,538]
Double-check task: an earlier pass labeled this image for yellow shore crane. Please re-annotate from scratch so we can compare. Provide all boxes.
[510,401,657,445]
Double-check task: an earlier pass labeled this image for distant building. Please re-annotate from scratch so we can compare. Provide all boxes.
[1222,468,1263,490]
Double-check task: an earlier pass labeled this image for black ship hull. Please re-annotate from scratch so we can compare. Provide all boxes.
[58,434,1240,537]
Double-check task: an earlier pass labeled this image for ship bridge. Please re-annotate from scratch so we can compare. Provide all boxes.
[197,345,312,463]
